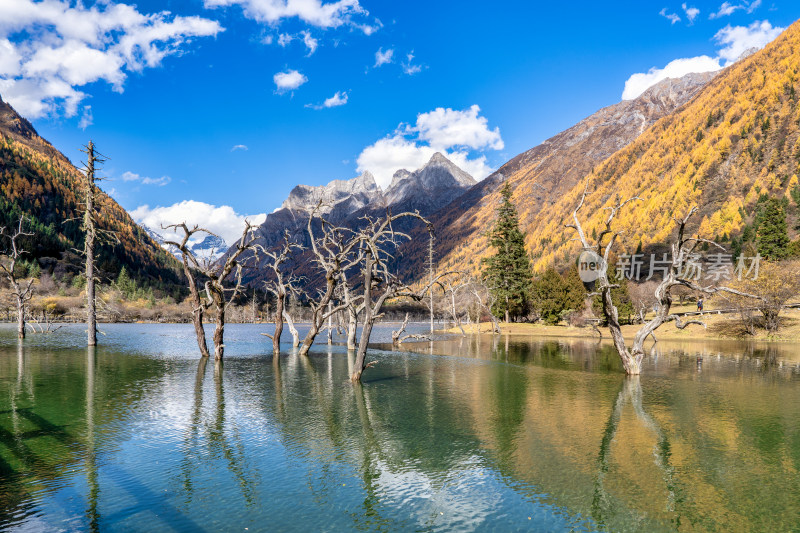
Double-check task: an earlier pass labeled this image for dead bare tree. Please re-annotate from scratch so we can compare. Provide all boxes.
[468,278,500,334]
[391,313,410,345]
[442,274,470,337]
[0,217,34,339]
[164,223,211,358]
[350,213,445,382]
[165,221,259,360]
[27,309,64,334]
[298,205,362,357]
[258,231,303,355]
[568,184,756,375]
[338,269,365,350]
[80,141,107,346]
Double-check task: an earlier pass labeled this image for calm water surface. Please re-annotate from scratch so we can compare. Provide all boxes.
[0,323,799,532]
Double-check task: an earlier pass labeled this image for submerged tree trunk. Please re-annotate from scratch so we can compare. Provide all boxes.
[16,295,24,340]
[272,291,284,355]
[602,288,642,375]
[347,306,358,350]
[184,256,210,358]
[299,276,335,356]
[210,286,226,360]
[283,309,300,348]
[352,251,377,383]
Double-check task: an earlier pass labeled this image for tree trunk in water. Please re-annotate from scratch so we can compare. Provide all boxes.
[183,256,209,358]
[347,307,358,350]
[351,250,374,383]
[352,316,375,383]
[299,276,335,356]
[283,309,300,347]
[16,296,24,340]
[273,292,284,355]
[86,225,96,346]
[211,287,226,360]
[85,141,97,347]
[602,288,641,375]
[213,307,225,360]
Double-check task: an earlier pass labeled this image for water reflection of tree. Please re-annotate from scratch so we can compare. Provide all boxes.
[178,359,256,507]
[86,346,100,532]
[591,377,701,531]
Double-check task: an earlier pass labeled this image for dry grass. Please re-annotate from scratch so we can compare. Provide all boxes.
[449,308,800,342]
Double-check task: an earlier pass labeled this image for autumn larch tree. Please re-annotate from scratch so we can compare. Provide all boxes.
[482,181,534,322]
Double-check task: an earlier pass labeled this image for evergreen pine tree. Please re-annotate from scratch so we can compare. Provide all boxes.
[530,267,586,325]
[756,197,790,260]
[481,182,534,322]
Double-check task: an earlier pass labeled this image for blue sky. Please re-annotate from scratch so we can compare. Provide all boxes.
[1,0,798,242]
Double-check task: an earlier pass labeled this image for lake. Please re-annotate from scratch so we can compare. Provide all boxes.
[0,323,799,531]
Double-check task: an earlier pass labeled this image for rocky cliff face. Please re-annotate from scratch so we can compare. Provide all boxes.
[246,152,475,251]
[281,171,383,219]
[237,152,476,286]
[384,152,476,213]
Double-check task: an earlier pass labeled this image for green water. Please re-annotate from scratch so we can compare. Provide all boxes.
[1,324,799,532]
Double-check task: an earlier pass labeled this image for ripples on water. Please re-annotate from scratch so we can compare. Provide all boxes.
[0,323,799,531]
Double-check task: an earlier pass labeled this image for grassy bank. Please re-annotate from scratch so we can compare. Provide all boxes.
[447,308,800,342]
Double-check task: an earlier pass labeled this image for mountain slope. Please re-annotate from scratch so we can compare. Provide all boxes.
[241,152,475,287]
[0,95,182,288]
[517,19,800,271]
[398,71,718,278]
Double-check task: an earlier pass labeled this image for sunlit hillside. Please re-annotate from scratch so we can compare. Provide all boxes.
[0,97,182,289]
[409,20,800,279]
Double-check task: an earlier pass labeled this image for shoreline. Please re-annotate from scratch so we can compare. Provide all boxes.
[444,312,800,343]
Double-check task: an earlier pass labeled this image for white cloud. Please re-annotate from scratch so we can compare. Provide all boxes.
[714,20,782,64]
[356,105,502,189]
[401,52,422,75]
[708,0,759,19]
[273,69,307,93]
[621,19,785,100]
[305,90,348,110]
[203,0,378,33]
[132,201,266,246]
[622,56,721,100]
[374,47,393,67]
[121,171,171,186]
[411,105,504,151]
[78,105,93,130]
[659,8,681,24]
[231,144,248,151]
[278,32,293,46]
[323,91,348,107]
[710,1,742,19]
[301,31,318,55]
[0,0,222,119]
[682,3,700,23]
